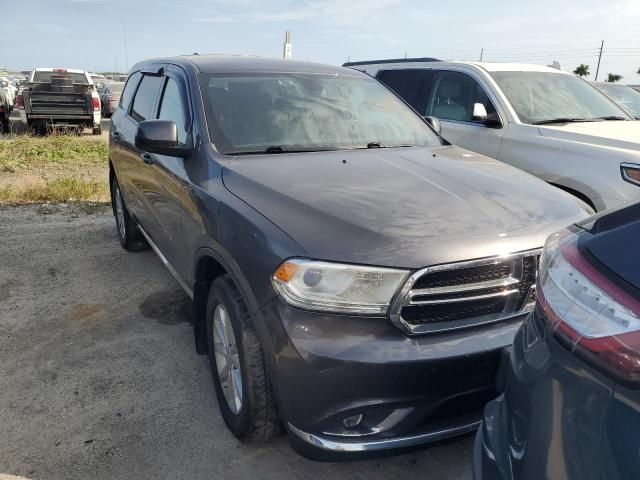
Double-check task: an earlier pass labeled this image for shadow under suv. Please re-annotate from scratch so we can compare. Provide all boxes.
[108,55,590,459]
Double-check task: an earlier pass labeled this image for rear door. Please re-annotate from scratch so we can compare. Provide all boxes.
[111,70,164,233]
[110,70,141,204]
[376,69,435,115]
[425,69,506,159]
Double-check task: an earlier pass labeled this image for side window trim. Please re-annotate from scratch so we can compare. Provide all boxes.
[427,69,504,128]
[118,71,141,110]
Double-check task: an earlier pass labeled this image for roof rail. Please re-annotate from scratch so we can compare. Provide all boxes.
[343,57,441,67]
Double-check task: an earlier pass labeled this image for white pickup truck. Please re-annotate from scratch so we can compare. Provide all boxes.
[346,59,640,211]
[17,68,102,135]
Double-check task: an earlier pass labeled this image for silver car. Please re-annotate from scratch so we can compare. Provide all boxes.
[348,60,640,211]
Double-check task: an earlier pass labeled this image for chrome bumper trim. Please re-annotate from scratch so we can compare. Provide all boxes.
[287,420,481,452]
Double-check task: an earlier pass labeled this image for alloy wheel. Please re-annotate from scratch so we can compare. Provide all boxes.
[212,304,243,414]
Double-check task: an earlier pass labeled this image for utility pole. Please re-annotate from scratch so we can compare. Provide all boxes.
[595,40,604,81]
[122,20,129,70]
[480,48,484,61]
[115,56,118,75]
[283,31,292,60]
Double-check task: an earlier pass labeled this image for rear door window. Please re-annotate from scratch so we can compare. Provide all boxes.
[427,70,498,123]
[130,74,163,121]
[377,69,435,114]
[119,72,142,110]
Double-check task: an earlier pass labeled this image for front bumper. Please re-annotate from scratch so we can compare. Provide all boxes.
[259,298,525,459]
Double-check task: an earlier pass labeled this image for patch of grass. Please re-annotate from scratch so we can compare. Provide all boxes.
[0,177,109,204]
[0,135,108,173]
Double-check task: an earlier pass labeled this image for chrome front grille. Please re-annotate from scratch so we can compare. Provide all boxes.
[390,250,541,335]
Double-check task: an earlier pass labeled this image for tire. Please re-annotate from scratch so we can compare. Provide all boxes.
[110,176,148,251]
[93,125,102,135]
[0,115,9,134]
[206,275,280,442]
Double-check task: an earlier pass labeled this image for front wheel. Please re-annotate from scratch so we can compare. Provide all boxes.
[206,275,280,442]
[0,115,9,134]
[110,176,148,251]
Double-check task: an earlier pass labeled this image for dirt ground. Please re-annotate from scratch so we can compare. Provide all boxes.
[0,205,473,480]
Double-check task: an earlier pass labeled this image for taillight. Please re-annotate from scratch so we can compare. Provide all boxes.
[538,230,640,383]
[92,96,100,111]
[16,94,24,110]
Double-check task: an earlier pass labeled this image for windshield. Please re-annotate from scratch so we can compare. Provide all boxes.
[490,71,629,124]
[108,82,124,94]
[33,71,88,84]
[201,73,441,154]
[597,84,640,118]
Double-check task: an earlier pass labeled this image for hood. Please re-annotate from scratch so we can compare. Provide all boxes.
[222,146,589,268]
[539,120,640,151]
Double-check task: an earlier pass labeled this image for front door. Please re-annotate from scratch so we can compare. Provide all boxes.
[426,70,506,159]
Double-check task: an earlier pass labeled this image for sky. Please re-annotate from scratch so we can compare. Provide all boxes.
[2,0,640,83]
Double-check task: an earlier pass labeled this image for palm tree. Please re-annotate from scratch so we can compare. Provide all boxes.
[573,64,590,77]
[606,73,623,83]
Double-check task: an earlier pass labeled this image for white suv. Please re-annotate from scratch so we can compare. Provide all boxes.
[347,59,640,211]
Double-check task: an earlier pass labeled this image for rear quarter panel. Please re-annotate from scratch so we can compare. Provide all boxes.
[602,385,640,480]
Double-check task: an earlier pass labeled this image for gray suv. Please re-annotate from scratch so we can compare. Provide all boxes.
[108,55,589,459]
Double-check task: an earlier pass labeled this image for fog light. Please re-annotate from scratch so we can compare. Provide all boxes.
[342,414,363,429]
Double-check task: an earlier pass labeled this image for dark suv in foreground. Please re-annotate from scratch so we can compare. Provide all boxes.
[475,201,640,479]
[108,55,589,459]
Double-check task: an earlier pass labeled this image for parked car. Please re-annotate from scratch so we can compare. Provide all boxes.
[0,88,10,133]
[346,59,640,212]
[474,200,640,480]
[594,82,640,119]
[89,73,108,84]
[17,68,102,135]
[0,76,17,108]
[108,55,590,459]
[99,81,124,117]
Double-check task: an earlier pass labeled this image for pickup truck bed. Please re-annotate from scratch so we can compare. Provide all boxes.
[18,69,102,135]
[23,83,94,122]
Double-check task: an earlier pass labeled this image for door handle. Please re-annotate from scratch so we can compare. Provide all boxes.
[141,153,154,165]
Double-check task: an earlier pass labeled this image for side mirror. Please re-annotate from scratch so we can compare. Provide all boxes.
[135,120,190,158]
[424,115,442,135]
[472,103,488,121]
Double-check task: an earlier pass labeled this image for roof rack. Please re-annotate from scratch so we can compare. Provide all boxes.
[343,57,441,67]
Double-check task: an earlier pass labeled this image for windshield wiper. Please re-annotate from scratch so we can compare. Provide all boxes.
[593,115,628,121]
[532,118,594,125]
[359,142,415,149]
[226,146,336,155]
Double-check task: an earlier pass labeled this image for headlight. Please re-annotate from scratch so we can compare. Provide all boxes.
[621,163,640,186]
[272,258,409,315]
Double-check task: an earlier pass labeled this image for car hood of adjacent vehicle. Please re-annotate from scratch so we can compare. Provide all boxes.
[538,120,640,151]
[221,146,589,268]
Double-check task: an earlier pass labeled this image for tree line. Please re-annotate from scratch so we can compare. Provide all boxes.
[573,64,640,83]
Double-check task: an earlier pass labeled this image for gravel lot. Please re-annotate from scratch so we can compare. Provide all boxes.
[0,205,473,480]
